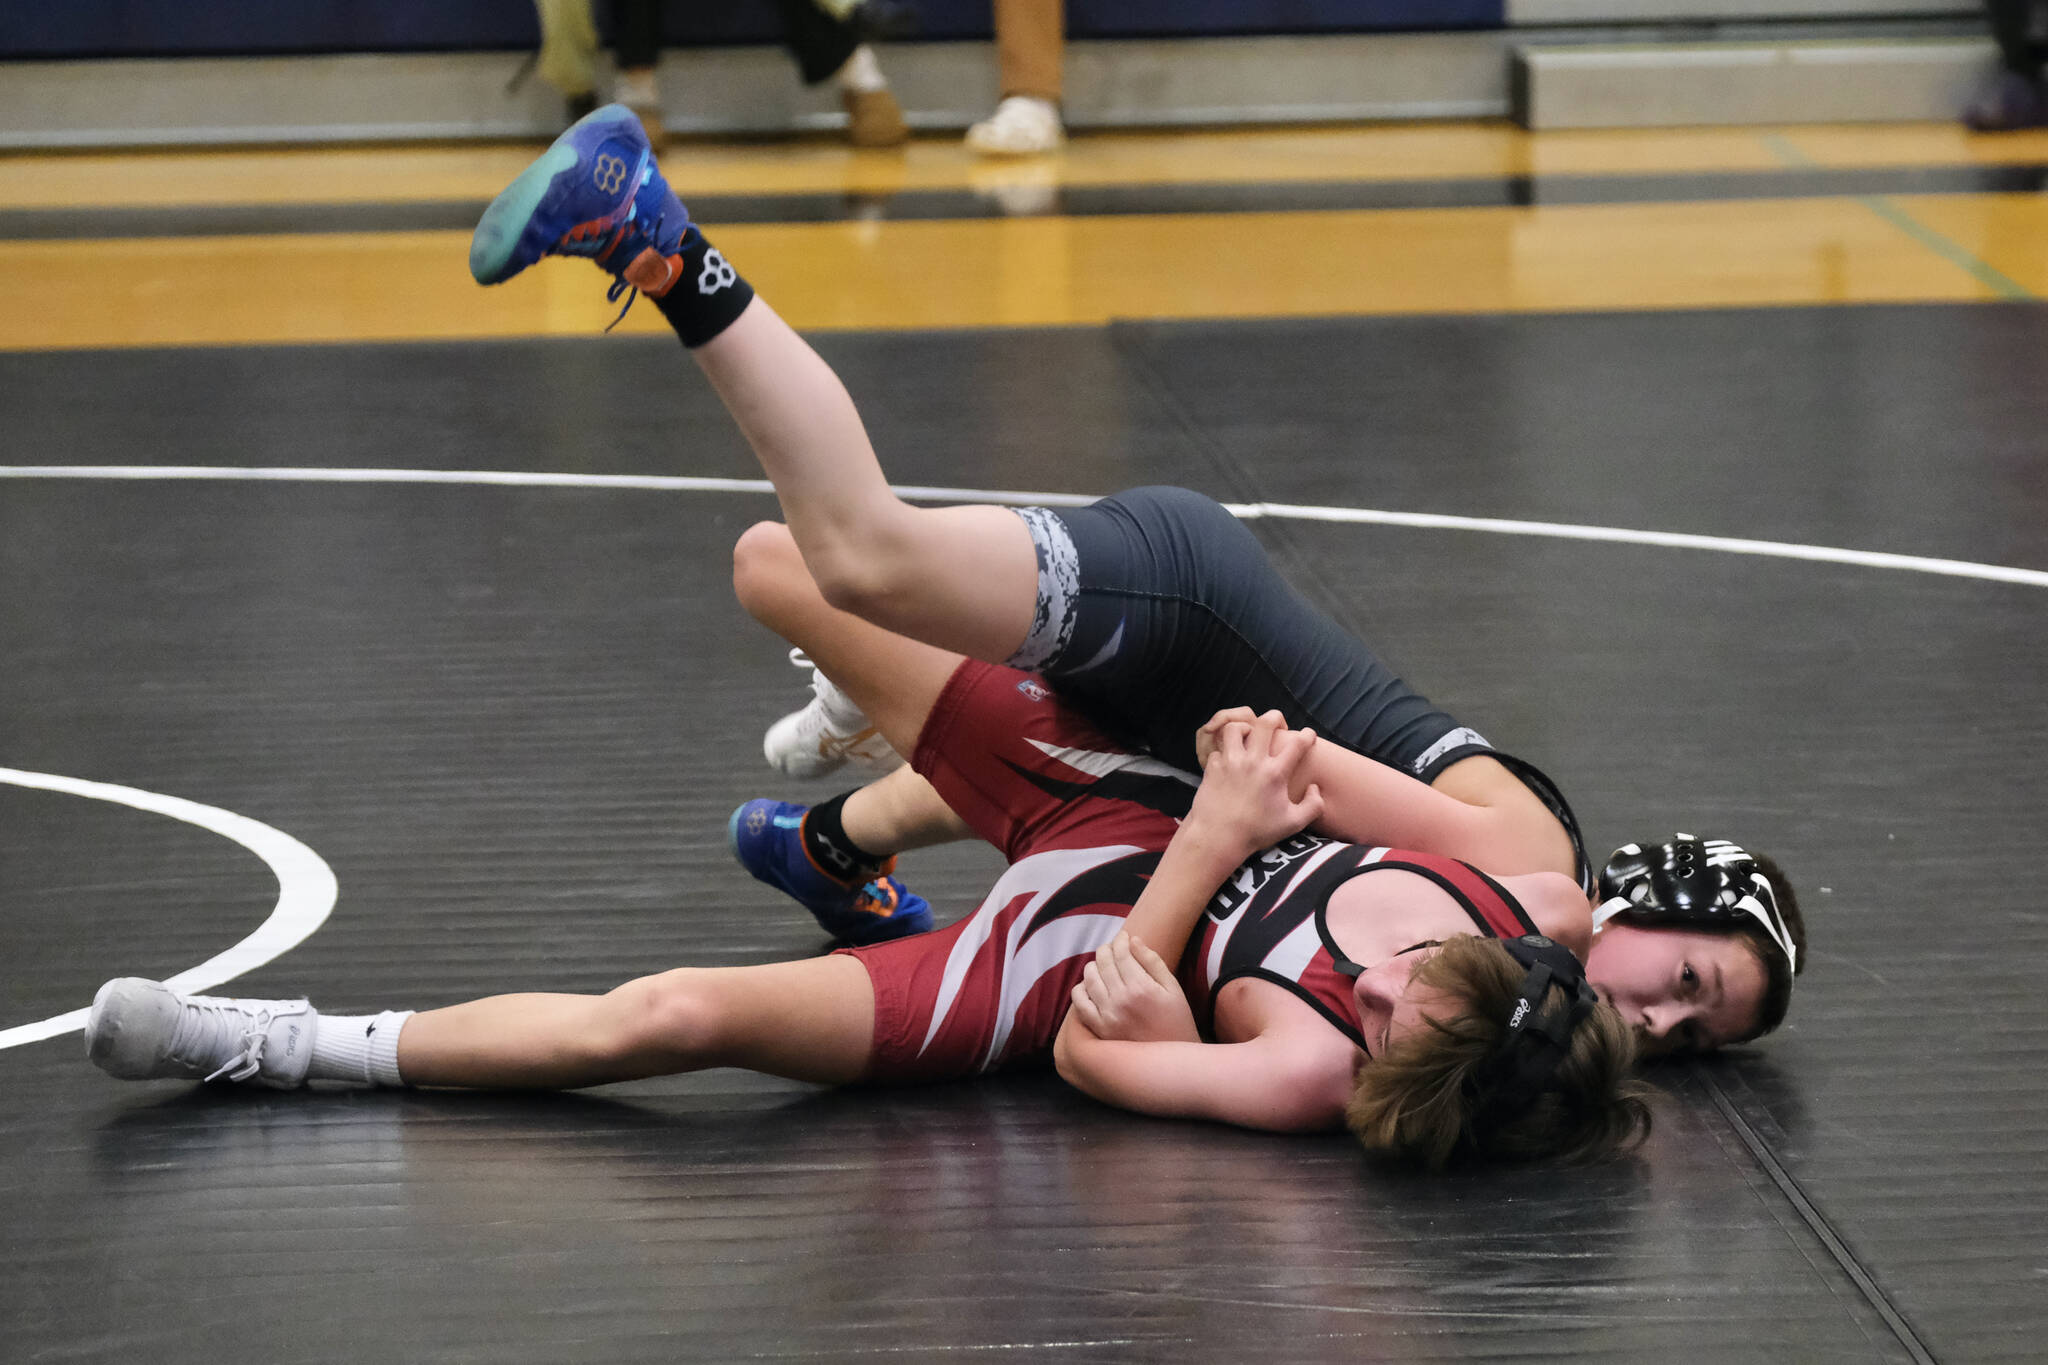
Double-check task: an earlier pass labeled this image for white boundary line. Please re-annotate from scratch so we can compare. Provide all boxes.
[0,768,338,1050]
[2,464,2044,589]
[1240,501,2048,590]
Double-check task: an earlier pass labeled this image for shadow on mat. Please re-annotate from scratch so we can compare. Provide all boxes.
[82,1070,1685,1301]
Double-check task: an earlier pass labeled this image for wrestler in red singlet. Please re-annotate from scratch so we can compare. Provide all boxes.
[843,660,1538,1083]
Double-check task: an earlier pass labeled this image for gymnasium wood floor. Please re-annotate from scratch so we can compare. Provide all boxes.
[3,122,2046,1362]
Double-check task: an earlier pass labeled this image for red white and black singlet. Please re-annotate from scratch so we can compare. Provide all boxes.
[1179,837,1539,1050]
[846,659,1544,1083]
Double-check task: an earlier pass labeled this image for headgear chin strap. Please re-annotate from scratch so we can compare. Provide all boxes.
[1468,934,1600,1132]
[1594,834,1797,973]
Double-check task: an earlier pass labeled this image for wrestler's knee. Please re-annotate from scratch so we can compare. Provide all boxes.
[602,969,725,1067]
[732,520,804,615]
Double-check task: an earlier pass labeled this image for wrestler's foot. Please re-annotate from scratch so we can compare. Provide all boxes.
[843,87,909,148]
[728,799,933,946]
[469,102,690,303]
[763,649,905,780]
[965,96,1063,157]
[1965,70,2048,131]
[85,978,315,1089]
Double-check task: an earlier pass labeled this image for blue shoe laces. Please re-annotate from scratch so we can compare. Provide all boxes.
[604,276,639,333]
[601,207,669,332]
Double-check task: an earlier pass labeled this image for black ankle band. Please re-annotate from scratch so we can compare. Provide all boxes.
[802,792,886,886]
[652,226,756,348]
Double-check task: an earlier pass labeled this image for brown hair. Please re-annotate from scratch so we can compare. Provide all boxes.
[1728,849,1805,1043]
[1345,936,1654,1170]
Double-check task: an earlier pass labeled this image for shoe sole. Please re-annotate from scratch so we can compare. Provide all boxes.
[83,977,121,1065]
[469,105,645,285]
[84,977,187,1079]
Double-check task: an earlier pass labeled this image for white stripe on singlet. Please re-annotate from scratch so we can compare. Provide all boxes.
[980,910,1131,1071]
[1024,739,1197,785]
[1265,916,1324,981]
[1203,840,1354,988]
[1260,846,1393,982]
[917,844,1147,1060]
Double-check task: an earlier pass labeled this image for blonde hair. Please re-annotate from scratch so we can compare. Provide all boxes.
[1345,935,1653,1170]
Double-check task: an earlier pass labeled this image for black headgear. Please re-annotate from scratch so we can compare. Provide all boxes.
[1467,934,1601,1131]
[1595,834,1797,973]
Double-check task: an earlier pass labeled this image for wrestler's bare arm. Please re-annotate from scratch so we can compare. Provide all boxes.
[1052,716,1330,1122]
[1069,933,1200,1046]
[1052,1025,1352,1133]
[1300,742,1587,878]
[1117,714,1322,968]
[1500,870,1597,957]
[1193,707,1575,880]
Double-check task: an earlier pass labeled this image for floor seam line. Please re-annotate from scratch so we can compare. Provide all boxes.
[1696,1066,1940,1365]
[1759,132,2033,302]
[1104,319,1368,639]
[1851,192,2034,301]
[1117,306,1948,1364]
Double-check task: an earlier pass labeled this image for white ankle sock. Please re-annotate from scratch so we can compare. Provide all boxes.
[308,1011,414,1087]
[837,46,887,95]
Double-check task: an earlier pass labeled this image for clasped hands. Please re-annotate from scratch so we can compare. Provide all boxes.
[1189,706,1325,861]
[1068,709,1325,1045]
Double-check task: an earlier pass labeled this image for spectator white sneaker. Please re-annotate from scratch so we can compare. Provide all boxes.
[85,978,315,1089]
[965,96,1063,156]
[763,649,905,779]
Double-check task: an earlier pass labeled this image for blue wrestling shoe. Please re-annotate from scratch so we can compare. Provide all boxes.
[728,799,934,947]
[469,102,690,319]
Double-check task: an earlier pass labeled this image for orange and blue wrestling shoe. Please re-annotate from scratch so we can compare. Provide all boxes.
[729,799,935,947]
[469,102,689,312]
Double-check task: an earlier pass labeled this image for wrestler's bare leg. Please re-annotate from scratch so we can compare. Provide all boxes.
[705,303,1571,885]
[735,513,1579,883]
[396,954,876,1088]
[693,300,1039,663]
[403,520,989,1090]
[840,764,973,854]
[732,518,963,759]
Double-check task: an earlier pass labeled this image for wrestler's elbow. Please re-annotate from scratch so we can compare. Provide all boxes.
[1051,1016,1084,1084]
[1052,1015,1104,1097]
[1475,806,1581,883]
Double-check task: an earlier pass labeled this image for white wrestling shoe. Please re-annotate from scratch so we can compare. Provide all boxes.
[965,96,1063,157]
[85,978,315,1089]
[763,648,905,780]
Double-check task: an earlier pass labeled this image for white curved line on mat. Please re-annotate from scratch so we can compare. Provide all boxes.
[0,769,338,1050]
[2,464,2043,589]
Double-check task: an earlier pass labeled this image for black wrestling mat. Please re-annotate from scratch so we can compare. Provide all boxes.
[5,304,2045,1362]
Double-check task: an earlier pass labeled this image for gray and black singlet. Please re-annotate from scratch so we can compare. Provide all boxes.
[1008,486,1592,888]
